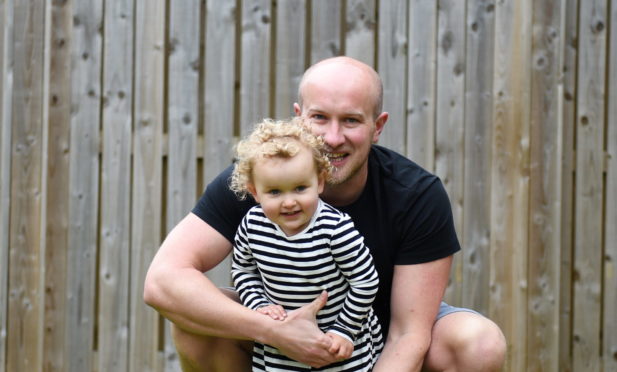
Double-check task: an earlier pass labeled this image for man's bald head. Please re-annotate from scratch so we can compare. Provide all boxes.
[297,57,383,119]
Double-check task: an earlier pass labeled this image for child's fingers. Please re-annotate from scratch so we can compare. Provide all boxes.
[257,305,287,320]
[339,342,353,359]
[328,342,340,354]
[273,305,287,319]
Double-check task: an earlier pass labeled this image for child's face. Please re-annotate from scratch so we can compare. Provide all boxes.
[248,147,324,236]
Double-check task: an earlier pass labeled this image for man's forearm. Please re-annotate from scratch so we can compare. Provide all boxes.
[372,332,431,372]
[144,265,272,341]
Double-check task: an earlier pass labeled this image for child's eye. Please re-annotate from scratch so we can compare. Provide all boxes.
[267,189,281,195]
[295,186,307,192]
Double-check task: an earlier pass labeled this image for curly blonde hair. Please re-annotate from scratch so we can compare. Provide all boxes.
[230,117,333,200]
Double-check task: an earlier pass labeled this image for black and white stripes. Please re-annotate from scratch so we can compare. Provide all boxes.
[232,200,383,371]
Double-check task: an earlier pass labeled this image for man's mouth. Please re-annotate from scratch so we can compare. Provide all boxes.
[327,152,347,165]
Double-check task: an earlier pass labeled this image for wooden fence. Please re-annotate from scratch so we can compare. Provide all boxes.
[0,0,615,371]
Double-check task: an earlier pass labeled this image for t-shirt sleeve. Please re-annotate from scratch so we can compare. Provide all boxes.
[395,178,461,264]
[191,165,256,243]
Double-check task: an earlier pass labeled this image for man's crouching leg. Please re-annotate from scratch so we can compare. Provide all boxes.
[171,288,253,372]
[171,324,253,372]
[422,311,506,372]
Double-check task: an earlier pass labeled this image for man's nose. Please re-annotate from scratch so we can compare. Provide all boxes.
[322,121,345,148]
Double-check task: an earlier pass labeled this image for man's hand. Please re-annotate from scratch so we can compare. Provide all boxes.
[265,291,338,368]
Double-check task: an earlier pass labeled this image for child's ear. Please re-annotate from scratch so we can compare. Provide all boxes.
[247,183,259,202]
[317,173,326,194]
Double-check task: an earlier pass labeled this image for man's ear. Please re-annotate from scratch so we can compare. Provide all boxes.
[247,183,259,203]
[293,102,302,116]
[372,112,388,143]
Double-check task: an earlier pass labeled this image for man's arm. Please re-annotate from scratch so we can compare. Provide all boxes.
[143,213,336,367]
[372,255,452,372]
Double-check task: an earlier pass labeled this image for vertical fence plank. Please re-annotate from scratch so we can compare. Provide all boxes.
[98,0,133,371]
[461,0,495,315]
[66,1,102,371]
[435,0,466,306]
[131,0,166,370]
[0,0,13,369]
[203,0,236,184]
[377,0,407,154]
[407,0,436,168]
[273,0,305,119]
[310,0,341,63]
[604,2,617,370]
[345,0,375,66]
[202,0,237,286]
[490,1,531,370]
[572,1,607,370]
[168,0,199,227]
[559,1,578,371]
[240,0,271,135]
[165,1,201,369]
[526,1,565,371]
[7,2,46,371]
[44,1,72,370]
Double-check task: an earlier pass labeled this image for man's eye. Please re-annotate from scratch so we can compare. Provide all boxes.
[344,117,360,124]
[311,114,327,122]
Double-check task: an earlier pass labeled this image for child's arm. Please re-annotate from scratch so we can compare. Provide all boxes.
[231,218,273,310]
[327,215,380,342]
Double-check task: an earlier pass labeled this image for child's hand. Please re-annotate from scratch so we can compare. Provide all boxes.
[256,304,287,321]
[325,332,354,360]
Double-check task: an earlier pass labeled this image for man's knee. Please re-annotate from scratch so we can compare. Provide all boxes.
[171,323,252,372]
[425,312,506,372]
[459,318,506,370]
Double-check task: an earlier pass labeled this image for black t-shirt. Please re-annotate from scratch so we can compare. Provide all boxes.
[192,145,461,335]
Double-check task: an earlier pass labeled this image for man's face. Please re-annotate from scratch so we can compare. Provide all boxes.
[295,66,386,187]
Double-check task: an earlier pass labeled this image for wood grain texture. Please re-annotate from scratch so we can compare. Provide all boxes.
[0,3,614,371]
[98,0,134,370]
[526,1,565,370]
[0,0,13,369]
[65,1,103,370]
[407,0,437,168]
[273,0,305,119]
[310,0,342,63]
[435,0,466,306]
[377,0,407,154]
[489,2,532,370]
[130,0,165,370]
[461,0,495,315]
[239,0,271,136]
[604,3,617,371]
[344,0,375,67]
[202,0,237,287]
[572,1,607,370]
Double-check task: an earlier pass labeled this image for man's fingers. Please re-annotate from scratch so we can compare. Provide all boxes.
[305,291,328,316]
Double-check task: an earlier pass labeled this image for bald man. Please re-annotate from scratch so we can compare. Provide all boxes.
[144,57,506,372]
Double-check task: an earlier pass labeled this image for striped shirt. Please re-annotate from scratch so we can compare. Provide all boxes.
[232,200,383,371]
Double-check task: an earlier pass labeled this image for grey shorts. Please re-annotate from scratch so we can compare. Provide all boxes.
[436,301,482,321]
